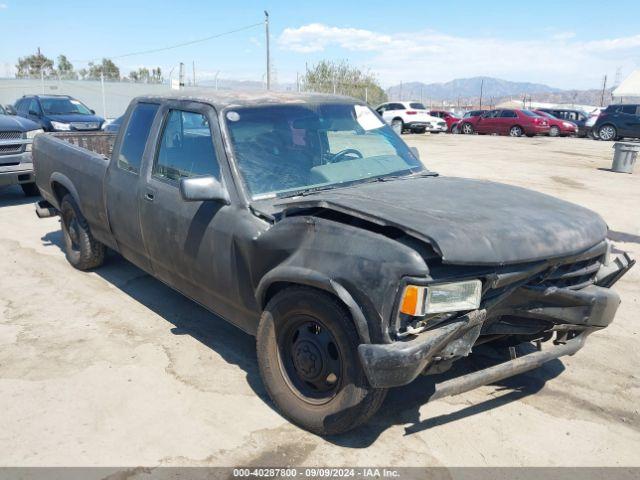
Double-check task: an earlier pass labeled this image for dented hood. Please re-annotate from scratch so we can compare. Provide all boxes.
[275,176,608,266]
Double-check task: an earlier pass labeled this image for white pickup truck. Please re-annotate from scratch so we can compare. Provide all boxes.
[375,101,447,134]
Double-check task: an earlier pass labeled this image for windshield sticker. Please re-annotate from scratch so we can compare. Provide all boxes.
[354,105,384,130]
[226,111,240,122]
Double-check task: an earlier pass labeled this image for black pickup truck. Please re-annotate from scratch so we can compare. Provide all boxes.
[33,91,634,435]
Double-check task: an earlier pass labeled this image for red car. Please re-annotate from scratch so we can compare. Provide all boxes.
[533,110,578,137]
[460,109,550,137]
[429,110,461,133]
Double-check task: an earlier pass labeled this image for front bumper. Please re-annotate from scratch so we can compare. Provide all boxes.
[358,253,633,389]
[0,152,34,187]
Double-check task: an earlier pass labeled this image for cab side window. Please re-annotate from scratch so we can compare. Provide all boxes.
[153,110,220,182]
[117,103,160,174]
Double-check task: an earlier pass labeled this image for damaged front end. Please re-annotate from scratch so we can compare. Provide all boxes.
[358,240,634,390]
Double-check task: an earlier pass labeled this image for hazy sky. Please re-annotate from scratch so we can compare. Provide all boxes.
[1,0,639,89]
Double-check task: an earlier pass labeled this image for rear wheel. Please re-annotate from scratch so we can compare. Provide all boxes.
[21,183,40,197]
[461,122,474,134]
[549,126,560,137]
[509,125,524,137]
[256,287,387,435]
[60,194,105,271]
[598,124,617,141]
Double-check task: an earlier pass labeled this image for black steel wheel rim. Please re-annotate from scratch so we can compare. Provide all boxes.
[277,316,343,404]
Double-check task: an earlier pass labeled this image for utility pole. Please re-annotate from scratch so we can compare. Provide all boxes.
[479,78,484,110]
[265,11,271,90]
[179,62,185,88]
[100,71,107,118]
[192,61,196,87]
[600,75,608,107]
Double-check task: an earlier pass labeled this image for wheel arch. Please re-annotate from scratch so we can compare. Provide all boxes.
[50,172,80,210]
[256,267,372,344]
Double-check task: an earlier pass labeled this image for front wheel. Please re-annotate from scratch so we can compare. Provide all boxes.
[598,124,617,141]
[549,126,560,137]
[256,287,387,435]
[461,122,474,134]
[60,194,105,271]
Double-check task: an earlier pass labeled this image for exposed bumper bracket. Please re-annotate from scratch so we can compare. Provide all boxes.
[427,330,592,401]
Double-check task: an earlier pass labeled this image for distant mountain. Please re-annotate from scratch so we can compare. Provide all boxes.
[387,76,563,102]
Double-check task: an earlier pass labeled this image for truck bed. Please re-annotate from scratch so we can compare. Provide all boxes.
[52,132,116,157]
[33,132,116,248]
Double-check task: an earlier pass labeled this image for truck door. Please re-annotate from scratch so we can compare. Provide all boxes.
[105,102,160,272]
[138,103,233,314]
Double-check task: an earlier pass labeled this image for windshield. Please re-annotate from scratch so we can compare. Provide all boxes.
[40,97,92,115]
[536,111,555,119]
[521,109,542,117]
[225,103,425,199]
[0,105,5,115]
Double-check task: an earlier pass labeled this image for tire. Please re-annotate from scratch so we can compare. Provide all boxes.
[60,194,105,271]
[461,122,474,134]
[549,126,560,137]
[451,124,460,134]
[509,125,524,137]
[256,287,387,435]
[598,124,617,141]
[21,182,40,197]
[391,118,404,134]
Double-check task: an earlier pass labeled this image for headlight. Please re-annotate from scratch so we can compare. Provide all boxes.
[25,129,44,151]
[50,121,71,131]
[399,280,482,316]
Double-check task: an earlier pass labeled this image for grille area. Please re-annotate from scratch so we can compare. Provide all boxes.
[0,145,22,155]
[0,131,22,141]
[70,122,100,131]
[531,254,603,290]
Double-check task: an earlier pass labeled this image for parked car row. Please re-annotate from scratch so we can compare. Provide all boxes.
[376,101,640,142]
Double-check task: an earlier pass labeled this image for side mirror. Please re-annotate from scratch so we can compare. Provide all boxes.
[90,109,95,114]
[29,110,40,117]
[410,146,420,160]
[179,176,230,204]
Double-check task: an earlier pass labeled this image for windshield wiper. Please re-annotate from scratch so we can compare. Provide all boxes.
[277,184,339,199]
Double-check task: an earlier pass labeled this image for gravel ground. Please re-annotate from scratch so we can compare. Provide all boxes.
[0,133,638,468]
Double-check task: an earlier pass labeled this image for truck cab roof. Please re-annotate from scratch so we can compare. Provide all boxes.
[134,90,357,110]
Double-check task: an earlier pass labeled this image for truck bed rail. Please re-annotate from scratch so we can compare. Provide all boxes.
[52,132,116,157]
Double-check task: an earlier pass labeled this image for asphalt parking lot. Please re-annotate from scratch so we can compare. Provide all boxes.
[1,134,639,468]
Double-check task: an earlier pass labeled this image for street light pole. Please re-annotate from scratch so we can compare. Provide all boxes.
[265,11,271,90]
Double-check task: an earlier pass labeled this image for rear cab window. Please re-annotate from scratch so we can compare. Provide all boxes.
[117,103,160,174]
